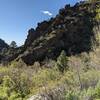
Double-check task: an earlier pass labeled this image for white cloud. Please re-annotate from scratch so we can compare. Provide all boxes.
[41,10,52,16]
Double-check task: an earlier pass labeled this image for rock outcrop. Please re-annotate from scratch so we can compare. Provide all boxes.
[0,1,100,65]
[0,39,8,52]
[0,39,9,63]
[18,1,100,65]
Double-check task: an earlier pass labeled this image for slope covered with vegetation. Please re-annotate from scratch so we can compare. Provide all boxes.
[0,47,100,100]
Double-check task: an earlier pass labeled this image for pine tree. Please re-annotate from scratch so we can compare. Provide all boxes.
[10,41,17,48]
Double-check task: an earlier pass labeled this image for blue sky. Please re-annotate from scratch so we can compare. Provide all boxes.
[0,0,77,46]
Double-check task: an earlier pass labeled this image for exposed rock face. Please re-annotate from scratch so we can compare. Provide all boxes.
[0,39,8,52]
[25,28,39,47]
[0,39,9,64]
[0,1,100,65]
[19,1,100,65]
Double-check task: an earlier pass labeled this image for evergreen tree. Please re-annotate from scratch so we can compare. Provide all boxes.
[10,41,17,48]
[56,50,69,73]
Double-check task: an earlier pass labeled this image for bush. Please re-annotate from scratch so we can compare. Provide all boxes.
[0,69,31,99]
[65,90,79,100]
[56,50,69,73]
[0,76,21,100]
[95,80,100,98]
[10,59,26,68]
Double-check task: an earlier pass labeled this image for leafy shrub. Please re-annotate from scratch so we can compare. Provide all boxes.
[95,80,100,98]
[0,68,31,99]
[33,68,60,87]
[10,59,26,68]
[65,90,79,100]
[0,76,21,100]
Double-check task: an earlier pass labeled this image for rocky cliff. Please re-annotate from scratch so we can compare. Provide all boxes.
[0,39,8,52]
[0,39,9,63]
[0,1,100,65]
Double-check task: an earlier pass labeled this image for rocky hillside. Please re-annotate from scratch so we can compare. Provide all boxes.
[0,38,8,52]
[0,1,100,65]
[0,39,9,63]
